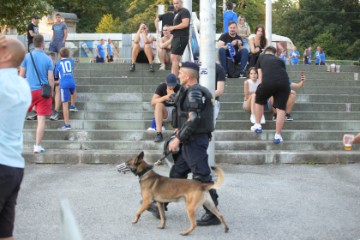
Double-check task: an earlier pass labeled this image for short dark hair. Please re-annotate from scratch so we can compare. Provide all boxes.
[264,46,277,55]
[56,13,61,17]
[228,20,237,27]
[59,47,70,58]
[33,34,44,48]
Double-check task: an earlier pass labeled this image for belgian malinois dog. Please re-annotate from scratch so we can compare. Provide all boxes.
[117,151,229,236]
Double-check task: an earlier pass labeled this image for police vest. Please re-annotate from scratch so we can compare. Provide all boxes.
[172,84,214,134]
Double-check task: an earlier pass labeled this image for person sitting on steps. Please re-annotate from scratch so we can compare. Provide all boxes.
[130,23,156,72]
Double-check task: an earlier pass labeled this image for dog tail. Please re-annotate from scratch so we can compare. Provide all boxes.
[206,166,224,190]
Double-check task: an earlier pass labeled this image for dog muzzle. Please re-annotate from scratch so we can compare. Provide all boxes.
[116,163,130,174]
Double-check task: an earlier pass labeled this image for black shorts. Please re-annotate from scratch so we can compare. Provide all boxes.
[136,50,149,63]
[171,36,189,56]
[255,82,290,111]
[96,56,105,63]
[107,55,114,62]
[0,164,24,238]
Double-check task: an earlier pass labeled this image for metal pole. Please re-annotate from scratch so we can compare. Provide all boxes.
[199,0,216,167]
[265,0,272,44]
[182,0,192,61]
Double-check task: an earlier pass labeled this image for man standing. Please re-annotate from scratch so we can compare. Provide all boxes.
[218,21,249,77]
[0,35,31,240]
[151,73,181,142]
[168,62,221,226]
[251,46,291,144]
[96,39,106,63]
[20,34,54,153]
[223,2,237,33]
[106,38,114,63]
[49,13,68,58]
[154,5,175,37]
[167,0,191,76]
[27,14,40,52]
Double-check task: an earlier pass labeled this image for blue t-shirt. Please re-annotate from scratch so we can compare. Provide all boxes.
[0,68,31,168]
[97,44,106,58]
[21,50,54,91]
[223,10,238,33]
[315,50,320,64]
[290,50,300,64]
[319,52,326,64]
[54,58,76,89]
[106,43,113,56]
[281,53,287,64]
[52,22,67,42]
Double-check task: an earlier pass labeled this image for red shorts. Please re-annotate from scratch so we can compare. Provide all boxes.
[28,89,52,116]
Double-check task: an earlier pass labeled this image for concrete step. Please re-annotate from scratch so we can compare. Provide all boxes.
[34,110,360,121]
[23,139,360,152]
[22,149,360,165]
[23,119,360,131]
[22,129,358,142]
[74,92,360,103]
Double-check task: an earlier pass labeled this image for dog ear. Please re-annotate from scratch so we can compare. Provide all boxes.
[135,151,144,164]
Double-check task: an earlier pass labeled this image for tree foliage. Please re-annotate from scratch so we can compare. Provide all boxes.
[96,14,121,33]
[273,0,360,59]
[0,0,49,34]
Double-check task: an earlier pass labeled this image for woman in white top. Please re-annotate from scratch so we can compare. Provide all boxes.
[243,67,265,124]
[237,16,250,51]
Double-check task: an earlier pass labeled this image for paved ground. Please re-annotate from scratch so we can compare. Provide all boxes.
[14,163,360,240]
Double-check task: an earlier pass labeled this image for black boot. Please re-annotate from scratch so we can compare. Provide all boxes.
[197,210,221,226]
[197,189,221,226]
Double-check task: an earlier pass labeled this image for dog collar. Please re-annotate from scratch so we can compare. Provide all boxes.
[136,165,154,178]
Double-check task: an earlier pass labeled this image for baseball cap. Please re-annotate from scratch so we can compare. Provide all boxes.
[32,14,40,19]
[166,73,177,87]
[168,5,174,11]
[179,62,199,72]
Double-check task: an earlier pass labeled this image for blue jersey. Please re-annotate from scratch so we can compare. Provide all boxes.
[54,58,76,89]
[106,43,113,56]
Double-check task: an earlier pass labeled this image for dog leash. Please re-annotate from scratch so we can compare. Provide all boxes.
[154,152,173,166]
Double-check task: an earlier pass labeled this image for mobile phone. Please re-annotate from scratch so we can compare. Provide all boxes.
[300,71,305,80]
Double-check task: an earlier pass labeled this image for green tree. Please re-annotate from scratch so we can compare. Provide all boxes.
[233,0,266,32]
[96,14,121,33]
[275,0,360,59]
[0,0,49,34]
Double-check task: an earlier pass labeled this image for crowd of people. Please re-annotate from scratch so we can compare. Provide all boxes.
[0,1,355,239]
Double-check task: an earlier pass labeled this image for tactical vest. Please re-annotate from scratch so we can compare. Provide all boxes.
[172,84,214,134]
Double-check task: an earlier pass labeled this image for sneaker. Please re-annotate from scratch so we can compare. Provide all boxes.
[58,124,71,130]
[70,105,78,112]
[159,63,166,70]
[49,111,59,121]
[26,111,37,120]
[197,212,221,226]
[261,114,266,124]
[129,63,135,72]
[250,114,256,124]
[273,135,283,144]
[154,133,163,142]
[33,145,45,153]
[272,113,277,121]
[285,113,293,121]
[239,73,246,79]
[147,127,156,132]
[250,124,263,134]
[149,63,155,72]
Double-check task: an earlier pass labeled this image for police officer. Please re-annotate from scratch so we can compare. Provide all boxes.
[168,61,221,226]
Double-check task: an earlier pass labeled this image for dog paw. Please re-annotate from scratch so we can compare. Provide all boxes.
[180,231,189,236]
[132,219,139,224]
[157,225,165,229]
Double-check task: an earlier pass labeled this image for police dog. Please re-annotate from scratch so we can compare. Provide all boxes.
[117,151,229,236]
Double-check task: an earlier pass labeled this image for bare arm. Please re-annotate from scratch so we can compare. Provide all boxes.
[257,68,262,84]
[151,93,171,106]
[159,35,173,49]
[63,28,68,43]
[19,67,26,78]
[218,40,227,49]
[48,70,54,90]
[243,80,249,100]
[290,74,306,89]
[215,81,225,98]
[154,17,160,34]
[353,133,360,144]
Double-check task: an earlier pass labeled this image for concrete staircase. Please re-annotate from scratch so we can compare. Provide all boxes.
[23,63,360,164]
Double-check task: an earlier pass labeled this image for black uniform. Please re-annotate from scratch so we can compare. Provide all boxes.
[171,7,191,55]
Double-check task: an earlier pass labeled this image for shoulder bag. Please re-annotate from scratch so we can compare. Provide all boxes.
[30,52,52,98]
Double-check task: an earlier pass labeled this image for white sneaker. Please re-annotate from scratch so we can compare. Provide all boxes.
[250,124,262,134]
[159,64,166,70]
[34,145,45,153]
[250,114,256,124]
[273,134,283,144]
[146,127,156,132]
[261,114,266,124]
